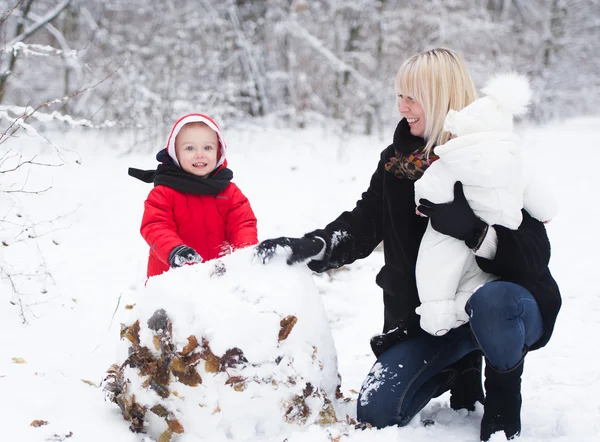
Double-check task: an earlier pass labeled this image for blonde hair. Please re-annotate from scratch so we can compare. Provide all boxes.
[395,48,477,154]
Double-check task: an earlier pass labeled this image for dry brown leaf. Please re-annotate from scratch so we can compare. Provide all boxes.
[278,315,298,342]
[212,404,221,414]
[11,357,26,364]
[167,417,184,434]
[80,379,97,387]
[131,347,157,378]
[171,357,186,373]
[180,335,198,355]
[150,404,169,418]
[225,376,247,392]
[302,383,314,398]
[199,338,219,372]
[219,348,247,371]
[153,335,161,350]
[283,395,310,424]
[120,321,140,345]
[172,368,202,387]
[317,398,337,425]
[149,379,170,399]
[330,436,342,442]
[204,356,220,373]
[157,428,173,442]
[125,304,135,309]
[30,420,49,427]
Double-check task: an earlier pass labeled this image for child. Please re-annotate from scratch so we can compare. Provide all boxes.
[129,113,258,278]
[414,73,556,336]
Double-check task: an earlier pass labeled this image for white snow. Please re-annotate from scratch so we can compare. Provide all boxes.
[1,117,599,441]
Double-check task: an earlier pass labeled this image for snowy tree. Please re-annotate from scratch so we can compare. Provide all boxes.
[1,0,598,133]
[0,0,111,322]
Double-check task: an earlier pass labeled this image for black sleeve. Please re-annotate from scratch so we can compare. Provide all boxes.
[304,147,388,272]
[476,210,551,279]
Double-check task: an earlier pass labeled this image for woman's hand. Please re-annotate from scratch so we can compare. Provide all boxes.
[417,181,487,249]
[254,237,325,265]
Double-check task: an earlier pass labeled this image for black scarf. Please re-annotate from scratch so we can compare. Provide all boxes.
[128,149,233,195]
[384,119,438,181]
[393,118,425,155]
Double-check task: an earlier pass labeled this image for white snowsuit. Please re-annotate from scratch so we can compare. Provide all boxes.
[414,131,556,336]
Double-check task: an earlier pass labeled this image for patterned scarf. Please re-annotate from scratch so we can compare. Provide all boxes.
[385,148,439,180]
[384,119,439,180]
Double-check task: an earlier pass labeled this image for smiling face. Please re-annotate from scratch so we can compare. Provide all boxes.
[174,123,219,178]
[397,93,426,138]
[394,49,478,152]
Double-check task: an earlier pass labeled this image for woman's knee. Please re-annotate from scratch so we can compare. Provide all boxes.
[357,389,405,428]
[467,282,529,319]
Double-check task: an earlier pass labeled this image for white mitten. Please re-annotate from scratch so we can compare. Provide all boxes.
[415,300,457,336]
[455,291,472,325]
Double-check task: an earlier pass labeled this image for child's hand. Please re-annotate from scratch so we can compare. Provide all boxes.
[415,300,458,336]
[168,245,203,268]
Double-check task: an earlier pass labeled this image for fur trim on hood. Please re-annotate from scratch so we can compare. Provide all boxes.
[444,73,532,136]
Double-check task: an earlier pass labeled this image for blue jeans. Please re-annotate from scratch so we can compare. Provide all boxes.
[357,281,543,429]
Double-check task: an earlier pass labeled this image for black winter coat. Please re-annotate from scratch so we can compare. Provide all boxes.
[306,120,561,353]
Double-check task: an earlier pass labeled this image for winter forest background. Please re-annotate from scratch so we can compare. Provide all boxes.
[2,1,600,442]
[2,0,600,135]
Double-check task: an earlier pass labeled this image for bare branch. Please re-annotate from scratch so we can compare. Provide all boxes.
[0,70,118,148]
[0,0,25,28]
[4,0,73,48]
[0,157,62,174]
[3,186,52,194]
[285,19,375,93]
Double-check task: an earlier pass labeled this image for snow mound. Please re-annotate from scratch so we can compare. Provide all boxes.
[103,248,342,441]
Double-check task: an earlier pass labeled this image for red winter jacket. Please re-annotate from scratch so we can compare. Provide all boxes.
[141,183,258,277]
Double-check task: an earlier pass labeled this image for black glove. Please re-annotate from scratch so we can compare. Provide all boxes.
[168,245,202,268]
[255,236,325,265]
[417,181,487,249]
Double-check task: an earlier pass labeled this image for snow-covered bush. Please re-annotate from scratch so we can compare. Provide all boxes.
[104,248,345,441]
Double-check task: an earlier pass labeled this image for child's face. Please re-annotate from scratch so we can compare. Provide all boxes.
[175,124,219,178]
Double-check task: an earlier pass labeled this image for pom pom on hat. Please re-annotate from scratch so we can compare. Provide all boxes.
[444,72,532,137]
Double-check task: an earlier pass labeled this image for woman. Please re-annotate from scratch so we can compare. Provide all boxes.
[255,48,561,441]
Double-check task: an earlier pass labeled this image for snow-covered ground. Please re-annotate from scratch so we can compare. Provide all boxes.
[1,117,599,441]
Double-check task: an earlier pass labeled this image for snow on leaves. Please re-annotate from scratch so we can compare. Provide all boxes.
[104,309,339,441]
[103,252,342,440]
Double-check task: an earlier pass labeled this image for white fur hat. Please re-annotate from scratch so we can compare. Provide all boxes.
[165,113,227,169]
[444,73,532,136]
